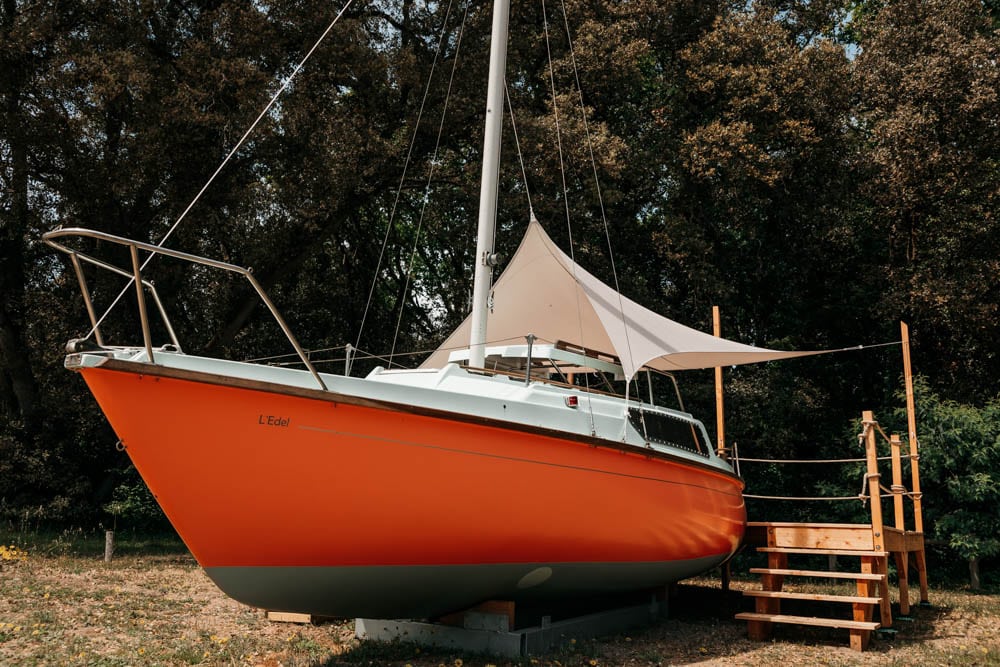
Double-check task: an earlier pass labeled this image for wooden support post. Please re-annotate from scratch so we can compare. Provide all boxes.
[888,432,910,613]
[875,555,892,629]
[914,548,930,604]
[852,557,877,651]
[748,551,787,641]
[862,411,885,552]
[712,306,726,459]
[747,528,786,641]
[901,322,929,603]
[901,323,923,534]
[890,434,905,529]
[895,551,911,616]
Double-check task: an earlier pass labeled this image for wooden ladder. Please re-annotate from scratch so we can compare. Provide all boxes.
[735,524,891,651]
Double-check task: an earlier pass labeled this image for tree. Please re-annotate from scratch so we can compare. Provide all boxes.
[856,0,1000,402]
[905,377,1000,589]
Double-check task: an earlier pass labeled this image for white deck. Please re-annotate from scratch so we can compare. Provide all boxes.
[69,345,732,474]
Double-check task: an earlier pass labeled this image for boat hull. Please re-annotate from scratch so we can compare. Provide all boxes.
[79,360,745,618]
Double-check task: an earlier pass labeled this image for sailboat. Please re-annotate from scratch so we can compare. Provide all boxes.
[43,0,820,620]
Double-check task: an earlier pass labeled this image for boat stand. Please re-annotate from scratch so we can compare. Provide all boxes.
[356,593,667,658]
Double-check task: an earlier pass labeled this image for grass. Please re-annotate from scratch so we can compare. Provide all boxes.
[2,530,1000,666]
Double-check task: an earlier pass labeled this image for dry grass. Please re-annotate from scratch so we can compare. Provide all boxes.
[1,542,999,667]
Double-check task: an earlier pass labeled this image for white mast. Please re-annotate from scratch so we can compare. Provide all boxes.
[469,0,511,369]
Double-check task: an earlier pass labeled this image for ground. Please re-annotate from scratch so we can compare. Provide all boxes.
[1,544,999,666]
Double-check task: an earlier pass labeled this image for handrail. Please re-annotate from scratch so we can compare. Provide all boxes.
[67,249,181,350]
[42,226,328,391]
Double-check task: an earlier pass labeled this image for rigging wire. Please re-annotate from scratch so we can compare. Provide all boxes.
[355,0,461,363]
[504,80,536,221]
[86,0,357,339]
[557,0,635,373]
[541,0,595,433]
[388,0,469,367]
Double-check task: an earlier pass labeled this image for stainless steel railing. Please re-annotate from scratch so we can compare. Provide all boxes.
[42,227,328,391]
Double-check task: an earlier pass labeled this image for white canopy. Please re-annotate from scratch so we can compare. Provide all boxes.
[422,220,831,380]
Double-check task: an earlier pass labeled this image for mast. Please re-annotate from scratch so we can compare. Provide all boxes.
[469,0,511,369]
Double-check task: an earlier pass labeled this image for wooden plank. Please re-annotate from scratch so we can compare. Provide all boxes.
[266,611,315,624]
[749,568,885,581]
[757,547,888,557]
[768,524,875,551]
[743,590,881,604]
[884,528,925,553]
[735,612,880,631]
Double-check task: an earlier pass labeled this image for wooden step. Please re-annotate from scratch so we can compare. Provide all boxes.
[750,567,885,581]
[743,590,882,604]
[747,522,876,551]
[757,547,888,557]
[735,612,880,631]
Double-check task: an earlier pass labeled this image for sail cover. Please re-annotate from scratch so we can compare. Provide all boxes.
[422,220,831,380]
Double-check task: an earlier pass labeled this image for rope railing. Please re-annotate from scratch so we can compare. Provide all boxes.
[736,455,897,464]
[744,493,866,502]
[740,412,924,525]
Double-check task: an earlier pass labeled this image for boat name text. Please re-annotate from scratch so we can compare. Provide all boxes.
[258,415,290,427]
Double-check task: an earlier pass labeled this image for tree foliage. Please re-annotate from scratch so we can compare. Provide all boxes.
[1,0,998,581]
[903,377,1000,588]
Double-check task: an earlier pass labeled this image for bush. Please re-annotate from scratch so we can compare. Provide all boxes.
[901,377,1000,589]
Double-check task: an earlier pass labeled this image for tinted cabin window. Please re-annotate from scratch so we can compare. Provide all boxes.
[628,409,707,456]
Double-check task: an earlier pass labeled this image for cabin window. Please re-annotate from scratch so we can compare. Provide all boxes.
[628,409,708,456]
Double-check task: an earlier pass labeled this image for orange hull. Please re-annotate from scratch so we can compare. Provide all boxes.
[80,361,745,617]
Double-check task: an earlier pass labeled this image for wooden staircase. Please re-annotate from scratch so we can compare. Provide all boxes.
[736,523,891,651]
[735,406,930,651]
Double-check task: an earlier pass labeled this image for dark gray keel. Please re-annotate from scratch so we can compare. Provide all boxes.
[205,554,724,619]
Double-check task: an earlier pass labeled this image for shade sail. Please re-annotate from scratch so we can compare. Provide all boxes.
[421,220,831,379]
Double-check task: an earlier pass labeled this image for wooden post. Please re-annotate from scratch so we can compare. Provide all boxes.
[712,306,726,458]
[901,322,923,534]
[862,411,884,552]
[890,432,911,614]
[890,434,905,530]
[895,551,911,616]
[852,556,877,651]
[711,306,731,591]
[104,530,114,563]
[901,322,930,604]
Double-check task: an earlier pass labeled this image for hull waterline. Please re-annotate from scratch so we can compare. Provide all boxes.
[77,357,745,619]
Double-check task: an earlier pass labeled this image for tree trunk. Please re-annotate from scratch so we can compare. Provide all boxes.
[969,556,980,591]
[0,51,42,432]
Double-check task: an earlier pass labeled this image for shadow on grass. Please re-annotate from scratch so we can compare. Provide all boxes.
[308,579,962,666]
[309,582,749,666]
